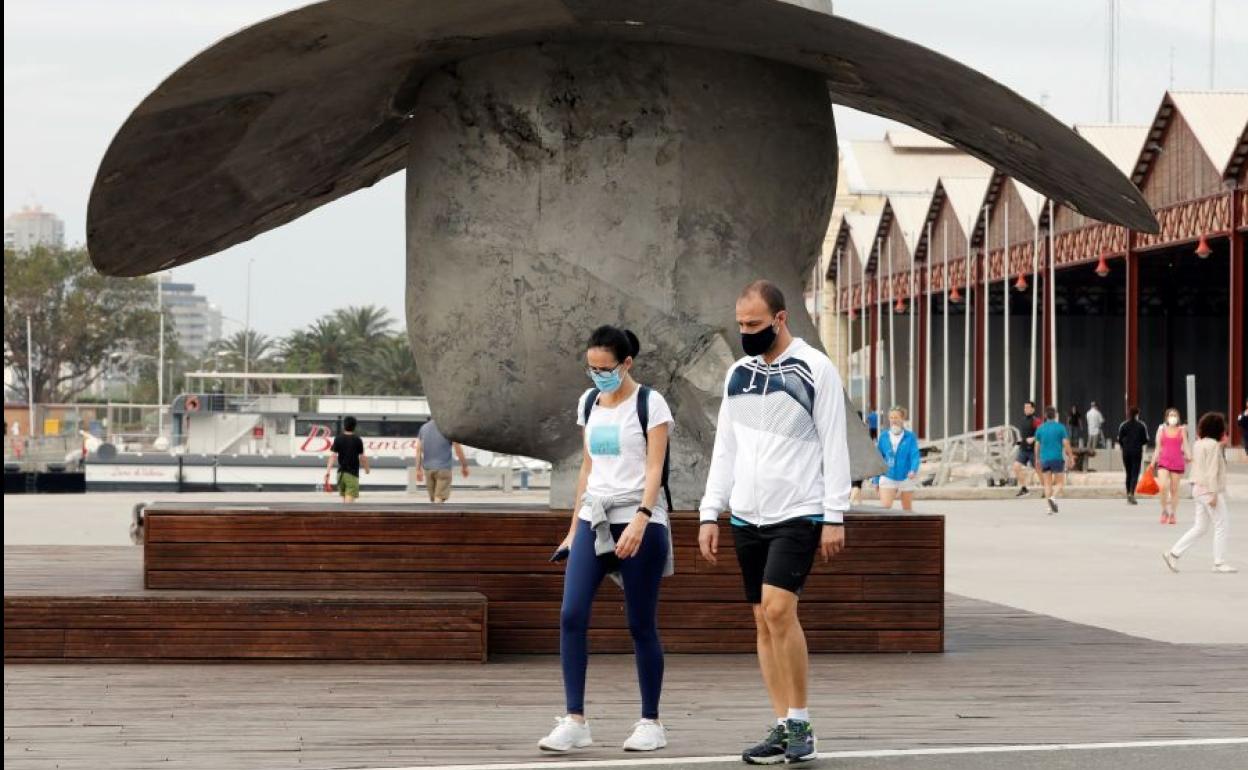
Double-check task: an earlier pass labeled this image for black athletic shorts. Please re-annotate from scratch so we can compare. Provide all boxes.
[731,516,823,604]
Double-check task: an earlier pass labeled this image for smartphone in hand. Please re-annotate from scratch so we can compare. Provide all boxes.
[549,546,570,563]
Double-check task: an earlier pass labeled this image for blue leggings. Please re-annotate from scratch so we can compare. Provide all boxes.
[561,517,667,719]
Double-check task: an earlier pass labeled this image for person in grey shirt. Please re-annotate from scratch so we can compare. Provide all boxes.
[415,419,469,503]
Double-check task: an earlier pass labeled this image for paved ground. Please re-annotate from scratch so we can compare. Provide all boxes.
[0,489,550,546]
[926,494,1246,644]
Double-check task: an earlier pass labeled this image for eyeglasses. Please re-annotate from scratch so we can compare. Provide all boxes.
[586,364,621,376]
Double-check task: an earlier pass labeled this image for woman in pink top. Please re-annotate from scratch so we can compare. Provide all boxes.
[1151,407,1191,525]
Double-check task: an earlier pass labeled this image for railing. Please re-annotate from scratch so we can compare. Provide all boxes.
[927,424,1021,486]
[3,436,86,472]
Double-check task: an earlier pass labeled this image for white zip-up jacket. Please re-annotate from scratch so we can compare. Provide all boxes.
[699,337,851,526]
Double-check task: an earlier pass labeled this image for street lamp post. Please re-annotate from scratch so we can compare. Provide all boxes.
[157,276,165,437]
[243,259,253,397]
[27,316,35,436]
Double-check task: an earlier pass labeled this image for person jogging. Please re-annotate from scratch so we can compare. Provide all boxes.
[874,406,921,511]
[698,280,850,765]
[1012,401,1039,497]
[323,415,369,502]
[1035,406,1072,514]
[538,325,675,754]
[1117,406,1149,505]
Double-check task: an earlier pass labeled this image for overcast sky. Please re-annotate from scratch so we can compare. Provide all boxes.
[5,0,1246,336]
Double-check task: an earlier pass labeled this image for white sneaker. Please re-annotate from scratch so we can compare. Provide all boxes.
[1162,551,1179,573]
[1212,563,1239,574]
[538,716,593,752]
[622,719,667,751]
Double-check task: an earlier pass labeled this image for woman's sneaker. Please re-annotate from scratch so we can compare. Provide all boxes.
[741,723,787,765]
[1162,551,1179,573]
[784,719,818,764]
[538,716,592,752]
[1212,563,1239,574]
[622,719,667,751]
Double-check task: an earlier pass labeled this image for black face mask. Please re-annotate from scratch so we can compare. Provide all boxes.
[741,324,777,357]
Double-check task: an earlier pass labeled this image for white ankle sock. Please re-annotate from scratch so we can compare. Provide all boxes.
[787,708,810,722]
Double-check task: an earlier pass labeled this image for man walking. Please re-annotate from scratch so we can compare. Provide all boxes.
[698,280,850,765]
[1086,402,1105,449]
[1117,406,1150,505]
[1035,406,1072,514]
[415,419,470,503]
[324,415,369,503]
[1012,401,1039,497]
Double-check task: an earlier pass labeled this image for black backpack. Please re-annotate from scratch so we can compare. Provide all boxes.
[581,385,673,511]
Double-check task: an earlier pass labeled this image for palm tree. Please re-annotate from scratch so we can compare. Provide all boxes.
[366,334,424,395]
[281,317,357,380]
[333,305,394,346]
[204,329,273,372]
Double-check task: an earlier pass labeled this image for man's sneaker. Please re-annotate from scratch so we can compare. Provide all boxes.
[1047,497,1058,514]
[538,716,592,752]
[1212,563,1239,574]
[741,723,787,765]
[623,719,667,751]
[1162,551,1180,573]
[1015,486,1029,497]
[784,719,817,764]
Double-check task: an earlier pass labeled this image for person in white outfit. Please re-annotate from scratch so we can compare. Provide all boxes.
[698,280,850,765]
[1085,402,1104,449]
[1163,412,1236,574]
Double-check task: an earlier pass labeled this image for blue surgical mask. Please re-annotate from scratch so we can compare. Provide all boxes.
[590,367,623,393]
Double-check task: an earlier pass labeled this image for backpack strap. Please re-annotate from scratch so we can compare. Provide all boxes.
[636,385,674,512]
[581,388,600,425]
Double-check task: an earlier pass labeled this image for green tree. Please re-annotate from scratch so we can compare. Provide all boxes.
[281,317,356,380]
[333,305,394,346]
[204,329,275,373]
[274,306,421,395]
[365,334,424,395]
[3,245,161,402]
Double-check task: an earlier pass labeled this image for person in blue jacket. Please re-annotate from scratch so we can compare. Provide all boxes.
[874,406,921,511]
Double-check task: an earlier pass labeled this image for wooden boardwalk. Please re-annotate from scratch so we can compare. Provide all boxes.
[5,549,1247,770]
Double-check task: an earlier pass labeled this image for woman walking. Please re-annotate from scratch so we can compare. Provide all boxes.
[1152,407,1191,525]
[539,326,675,754]
[874,406,921,511]
[1162,413,1236,573]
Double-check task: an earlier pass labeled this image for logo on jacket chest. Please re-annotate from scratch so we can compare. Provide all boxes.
[728,358,815,416]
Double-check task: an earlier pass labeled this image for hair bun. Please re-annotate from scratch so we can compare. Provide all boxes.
[623,329,641,359]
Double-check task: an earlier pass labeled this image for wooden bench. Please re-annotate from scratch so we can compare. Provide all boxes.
[3,547,486,663]
[140,503,944,654]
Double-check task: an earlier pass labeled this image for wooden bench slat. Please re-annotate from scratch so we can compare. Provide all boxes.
[146,513,942,548]
[145,543,942,576]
